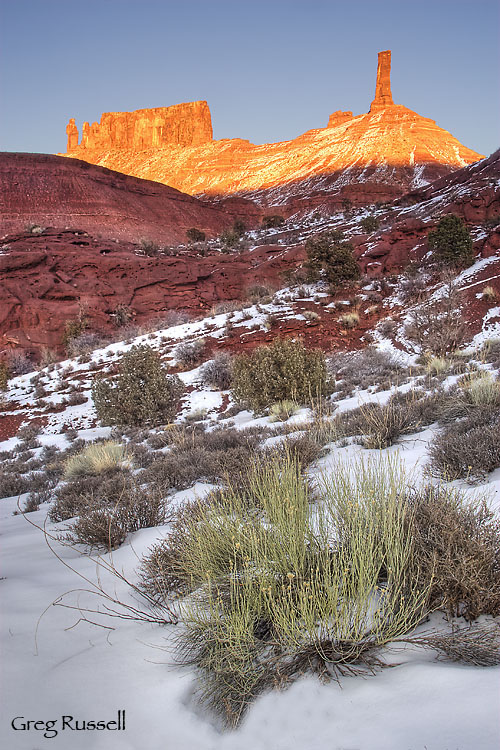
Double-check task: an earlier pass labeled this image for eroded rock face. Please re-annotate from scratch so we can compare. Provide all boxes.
[0,152,259,244]
[66,100,213,153]
[63,52,483,209]
[0,230,302,355]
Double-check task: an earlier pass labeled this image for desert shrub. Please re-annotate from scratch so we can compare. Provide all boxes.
[271,433,323,468]
[404,284,467,356]
[231,338,330,413]
[480,338,500,369]
[92,345,184,427]
[200,353,233,390]
[139,238,160,256]
[425,356,450,375]
[408,485,500,620]
[305,232,359,287]
[428,214,474,266]
[7,351,32,376]
[360,215,379,232]
[141,435,258,491]
[232,219,247,237]
[481,285,498,302]
[65,331,105,357]
[461,371,500,406]
[110,304,133,328]
[0,471,31,498]
[62,315,89,351]
[303,310,320,321]
[359,399,421,449]
[66,485,168,550]
[66,391,87,406]
[428,409,500,481]
[186,228,206,243]
[152,455,429,725]
[328,347,408,398]
[268,400,300,422]
[63,441,130,478]
[338,311,360,328]
[49,469,132,522]
[262,214,285,229]
[0,362,9,390]
[175,339,205,368]
[245,283,273,303]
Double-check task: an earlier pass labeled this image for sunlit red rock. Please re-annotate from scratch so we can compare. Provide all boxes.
[63,51,483,209]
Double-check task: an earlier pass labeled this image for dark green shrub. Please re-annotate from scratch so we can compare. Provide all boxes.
[186,228,206,243]
[92,345,184,427]
[220,220,247,248]
[305,232,359,287]
[139,238,160,256]
[231,338,330,412]
[360,215,379,232]
[233,219,247,237]
[262,215,285,230]
[428,215,474,266]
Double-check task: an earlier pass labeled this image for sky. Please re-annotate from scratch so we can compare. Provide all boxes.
[0,0,499,157]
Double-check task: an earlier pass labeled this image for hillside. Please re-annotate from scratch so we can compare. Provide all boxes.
[0,152,257,244]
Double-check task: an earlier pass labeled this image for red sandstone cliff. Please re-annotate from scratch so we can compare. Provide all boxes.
[63,52,483,209]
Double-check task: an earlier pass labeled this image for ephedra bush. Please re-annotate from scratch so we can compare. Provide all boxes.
[140,453,500,727]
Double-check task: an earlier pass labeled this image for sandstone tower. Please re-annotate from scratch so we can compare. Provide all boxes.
[370,50,394,111]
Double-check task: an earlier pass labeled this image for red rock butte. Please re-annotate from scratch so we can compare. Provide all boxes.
[63,51,483,208]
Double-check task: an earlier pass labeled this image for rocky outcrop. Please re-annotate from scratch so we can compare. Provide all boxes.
[66,100,213,153]
[370,50,394,111]
[0,152,259,244]
[63,52,483,210]
[353,150,500,275]
[0,229,302,355]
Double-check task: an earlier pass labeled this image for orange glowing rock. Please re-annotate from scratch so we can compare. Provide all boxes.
[63,52,483,207]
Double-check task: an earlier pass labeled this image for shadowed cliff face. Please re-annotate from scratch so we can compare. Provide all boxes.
[63,51,483,209]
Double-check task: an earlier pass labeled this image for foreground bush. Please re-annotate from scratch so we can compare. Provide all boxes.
[92,345,184,427]
[408,485,500,620]
[138,454,499,725]
[144,456,438,725]
[231,338,330,413]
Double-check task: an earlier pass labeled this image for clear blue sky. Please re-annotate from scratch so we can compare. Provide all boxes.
[1,0,498,157]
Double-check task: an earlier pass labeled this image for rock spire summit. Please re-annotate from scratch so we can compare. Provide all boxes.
[370,50,395,111]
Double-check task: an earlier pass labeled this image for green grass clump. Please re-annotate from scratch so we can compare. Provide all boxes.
[268,400,300,422]
[162,454,430,726]
[63,441,130,478]
[461,371,500,406]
